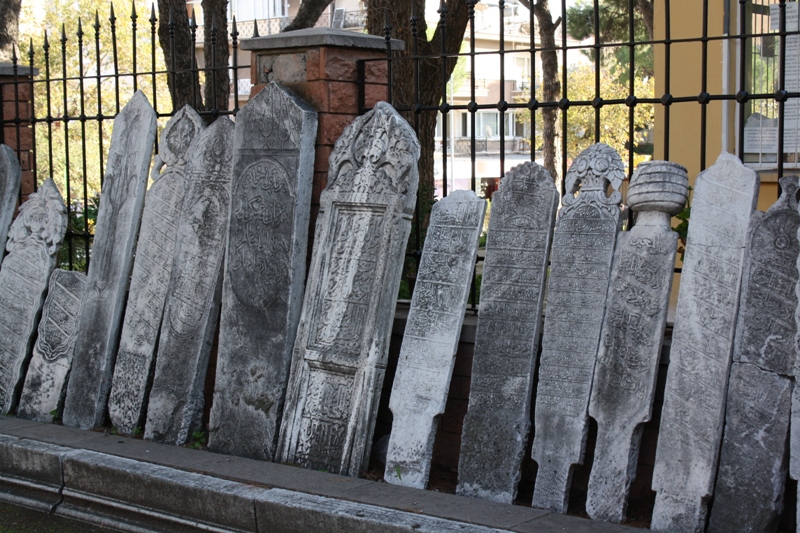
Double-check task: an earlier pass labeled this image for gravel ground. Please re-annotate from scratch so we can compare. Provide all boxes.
[0,502,119,533]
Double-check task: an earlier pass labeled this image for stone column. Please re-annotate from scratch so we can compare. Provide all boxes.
[0,63,37,204]
[240,28,401,253]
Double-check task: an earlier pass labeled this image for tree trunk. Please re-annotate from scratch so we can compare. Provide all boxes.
[283,0,333,32]
[533,0,561,184]
[202,0,230,120]
[157,0,204,112]
[636,0,654,41]
[0,0,21,63]
[365,0,468,204]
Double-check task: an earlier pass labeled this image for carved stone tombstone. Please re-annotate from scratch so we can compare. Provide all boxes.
[62,91,157,429]
[107,106,204,435]
[144,117,234,445]
[531,143,624,513]
[651,152,759,533]
[707,175,800,533]
[277,102,419,476]
[208,83,317,461]
[0,180,67,414]
[456,162,558,503]
[585,161,688,522]
[384,189,486,489]
[0,144,21,261]
[16,269,87,421]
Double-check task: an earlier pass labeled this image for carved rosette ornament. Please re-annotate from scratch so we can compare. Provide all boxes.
[532,143,623,513]
[0,179,67,414]
[586,160,687,523]
[108,106,204,436]
[278,102,419,477]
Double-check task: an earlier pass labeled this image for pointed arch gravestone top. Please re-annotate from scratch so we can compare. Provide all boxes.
[107,105,204,436]
[144,117,235,446]
[585,160,688,522]
[457,161,558,504]
[277,102,419,477]
[531,143,624,513]
[208,82,317,461]
[62,91,157,430]
[651,152,759,533]
[0,179,67,414]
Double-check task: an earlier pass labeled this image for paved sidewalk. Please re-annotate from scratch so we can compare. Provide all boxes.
[0,417,642,532]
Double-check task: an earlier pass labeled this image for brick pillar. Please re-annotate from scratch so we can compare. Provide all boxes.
[0,63,37,207]
[241,29,403,252]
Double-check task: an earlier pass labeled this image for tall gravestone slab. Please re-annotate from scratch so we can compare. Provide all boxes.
[0,144,21,262]
[707,176,800,533]
[16,269,87,421]
[62,91,157,429]
[208,83,317,461]
[384,189,486,489]
[144,117,234,445]
[531,143,624,513]
[792,183,800,533]
[651,152,759,533]
[277,102,420,476]
[0,180,67,414]
[107,106,204,435]
[585,161,688,522]
[456,162,558,503]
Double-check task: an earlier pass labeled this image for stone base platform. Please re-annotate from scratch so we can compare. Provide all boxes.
[0,417,640,533]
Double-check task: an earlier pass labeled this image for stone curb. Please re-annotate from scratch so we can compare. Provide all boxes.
[0,417,642,532]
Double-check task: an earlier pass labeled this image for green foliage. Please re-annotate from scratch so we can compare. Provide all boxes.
[566,0,654,80]
[189,430,207,450]
[563,64,654,167]
[673,186,692,261]
[58,194,99,271]
[20,0,171,229]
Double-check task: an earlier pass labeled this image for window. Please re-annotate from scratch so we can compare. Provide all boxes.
[741,0,800,168]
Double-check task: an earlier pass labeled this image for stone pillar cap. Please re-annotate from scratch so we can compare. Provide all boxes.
[0,62,39,77]
[241,27,405,52]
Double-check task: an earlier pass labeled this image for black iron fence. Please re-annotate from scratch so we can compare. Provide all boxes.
[2,0,800,286]
[359,0,800,259]
[0,1,251,270]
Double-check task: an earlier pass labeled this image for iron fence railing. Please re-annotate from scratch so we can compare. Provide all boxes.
[356,0,800,307]
[0,4,252,270]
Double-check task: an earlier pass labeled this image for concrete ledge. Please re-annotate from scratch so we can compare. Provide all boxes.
[0,417,642,532]
[241,27,404,52]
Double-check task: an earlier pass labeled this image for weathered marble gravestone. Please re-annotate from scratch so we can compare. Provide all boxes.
[456,162,558,503]
[16,269,87,421]
[585,161,688,522]
[62,91,157,429]
[144,117,234,445]
[707,175,800,533]
[207,84,317,461]
[277,102,419,476]
[384,189,486,489]
[651,152,759,533]
[0,144,21,261]
[531,143,624,513]
[107,106,204,435]
[0,180,67,414]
